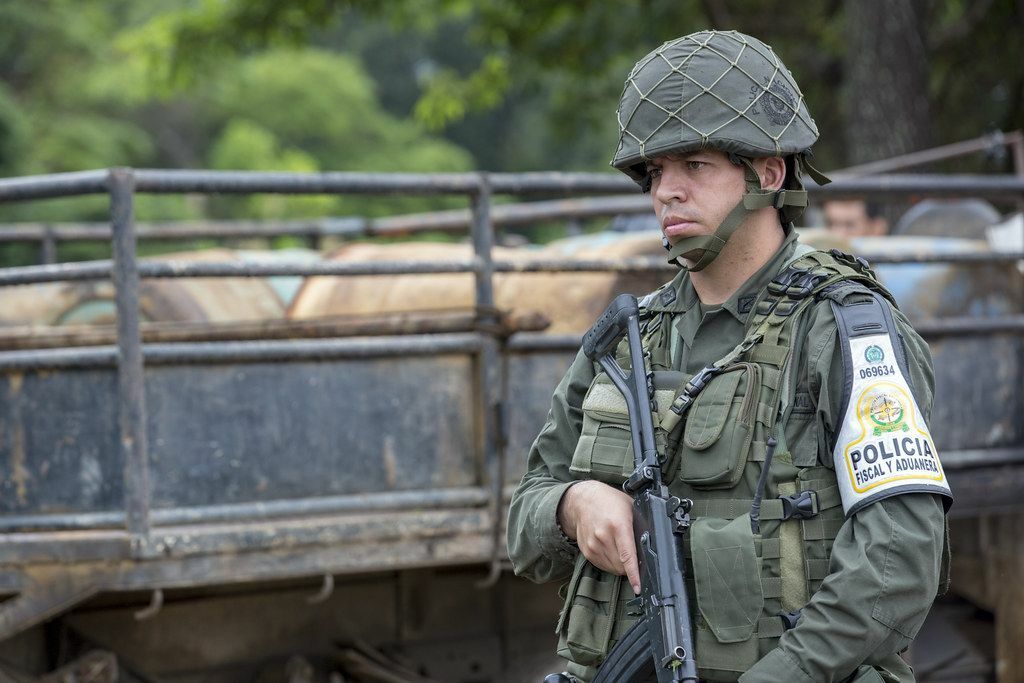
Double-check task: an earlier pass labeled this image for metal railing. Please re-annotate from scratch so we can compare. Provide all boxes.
[3,168,1024,262]
[0,167,1023,553]
[830,129,1024,178]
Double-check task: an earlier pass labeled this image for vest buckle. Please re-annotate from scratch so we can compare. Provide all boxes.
[767,267,809,296]
[786,271,831,300]
[779,490,819,520]
[828,248,872,273]
[669,365,722,416]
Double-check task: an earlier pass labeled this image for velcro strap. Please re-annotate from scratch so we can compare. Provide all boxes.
[691,493,825,523]
[759,365,782,390]
[746,344,789,366]
[802,482,842,511]
[757,616,787,639]
[801,515,846,541]
[577,575,618,601]
[690,498,754,520]
[748,440,767,462]
[805,558,832,581]
[759,537,782,560]
[756,401,776,426]
[757,498,786,521]
[761,577,782,599]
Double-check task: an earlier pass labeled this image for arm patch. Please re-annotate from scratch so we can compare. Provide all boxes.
[830,294,953,517]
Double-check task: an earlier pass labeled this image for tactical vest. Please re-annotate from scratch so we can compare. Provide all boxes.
[556,248,902,682]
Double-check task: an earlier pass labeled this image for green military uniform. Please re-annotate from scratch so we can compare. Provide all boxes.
[507,228,948,682]
[508,30,950,682]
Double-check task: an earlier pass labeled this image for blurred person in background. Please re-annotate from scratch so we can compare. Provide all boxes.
[824,198,889,237]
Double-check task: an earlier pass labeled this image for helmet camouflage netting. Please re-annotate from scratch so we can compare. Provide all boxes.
[611,30,819,184]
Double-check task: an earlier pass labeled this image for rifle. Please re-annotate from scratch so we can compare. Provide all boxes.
[545,293,698,682]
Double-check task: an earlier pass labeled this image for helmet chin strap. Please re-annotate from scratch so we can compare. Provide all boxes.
[663,156,808,272]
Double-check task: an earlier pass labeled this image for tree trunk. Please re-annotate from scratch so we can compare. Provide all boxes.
[841,0,934,165]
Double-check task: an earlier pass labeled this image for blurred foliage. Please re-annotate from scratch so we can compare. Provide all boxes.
[0,0,473,236]
[0,0,1021,266]
[125,0,1022,172]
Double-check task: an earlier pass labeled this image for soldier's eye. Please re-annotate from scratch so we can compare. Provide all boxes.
[687,161,706,171]
[646,165,662,178]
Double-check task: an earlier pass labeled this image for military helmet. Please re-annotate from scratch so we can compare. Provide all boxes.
[611,30,819,185]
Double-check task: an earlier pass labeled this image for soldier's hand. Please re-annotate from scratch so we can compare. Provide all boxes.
[558,481,640,594]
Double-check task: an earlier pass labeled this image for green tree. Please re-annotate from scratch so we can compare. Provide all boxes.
[135,0,1023,172]
[0,3,475,231]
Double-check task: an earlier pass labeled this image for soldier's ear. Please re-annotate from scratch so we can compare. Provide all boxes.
[760,156,786,191]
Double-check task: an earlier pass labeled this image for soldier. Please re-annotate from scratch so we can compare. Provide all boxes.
[507,31,951,682]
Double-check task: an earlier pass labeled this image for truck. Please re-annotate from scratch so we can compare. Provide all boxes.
[0,161,1022,682]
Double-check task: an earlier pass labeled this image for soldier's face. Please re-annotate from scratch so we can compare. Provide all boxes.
[646,150,747,251]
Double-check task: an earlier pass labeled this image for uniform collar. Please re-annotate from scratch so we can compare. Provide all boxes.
[649,226,800,325]
[717,227,800,324]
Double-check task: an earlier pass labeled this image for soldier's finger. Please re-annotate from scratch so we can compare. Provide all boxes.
[616,527,641,594]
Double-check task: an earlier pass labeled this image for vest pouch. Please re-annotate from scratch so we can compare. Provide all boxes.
[556,552,625,667]
[691,514,763,679]
[571,375,634,485]
[678,363,760,489]
[652,370,689,480]
[571,372,687,485]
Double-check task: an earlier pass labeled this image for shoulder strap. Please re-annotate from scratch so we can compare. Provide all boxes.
[829,290,912,441]
[741,249,893,439]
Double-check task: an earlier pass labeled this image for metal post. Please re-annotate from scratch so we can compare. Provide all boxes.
[1010,134,1024,179]
[471,173,496,323]
[1013,140,1024,435]
[469,174,507,583]
[40,225,57,265]
[109,168,151,546]
[1010,134,1024,217]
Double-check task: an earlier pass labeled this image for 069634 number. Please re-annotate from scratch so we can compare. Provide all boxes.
[860,364,897,380]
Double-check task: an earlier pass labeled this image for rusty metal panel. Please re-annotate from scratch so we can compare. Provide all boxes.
[503,348,577,486]
[0,369,122,515]
[145,355,477,508]
[0,353,478,518]
[928,337,1023,450]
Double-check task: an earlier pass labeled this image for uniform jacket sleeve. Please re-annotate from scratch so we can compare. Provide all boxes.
[506,349,596,584]
[741,300,948,682]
